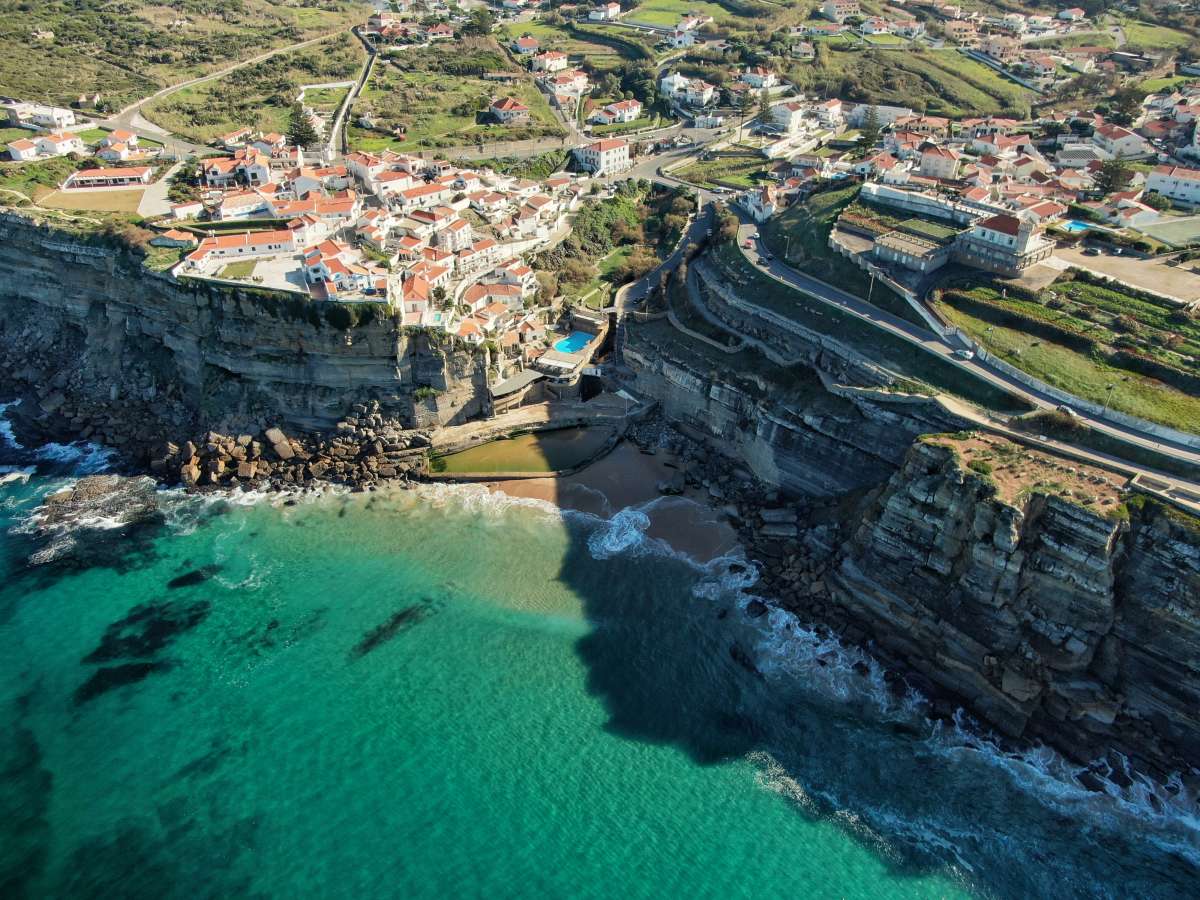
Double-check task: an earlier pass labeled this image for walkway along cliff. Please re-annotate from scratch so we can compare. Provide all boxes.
[3,211,1200,784]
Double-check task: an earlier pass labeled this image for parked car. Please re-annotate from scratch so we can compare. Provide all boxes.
[1083,247,1101,256]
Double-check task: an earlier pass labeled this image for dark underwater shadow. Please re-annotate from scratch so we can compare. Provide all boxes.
[559,517,1198,900]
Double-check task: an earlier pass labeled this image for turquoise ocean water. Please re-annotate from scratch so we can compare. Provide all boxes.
[1,422,1199,898]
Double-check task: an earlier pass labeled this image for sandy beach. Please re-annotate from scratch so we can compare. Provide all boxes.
[484,441,739,564]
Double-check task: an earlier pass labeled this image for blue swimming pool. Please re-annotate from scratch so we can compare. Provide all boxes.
[554,331,592,354]
[1061,219,1092,233]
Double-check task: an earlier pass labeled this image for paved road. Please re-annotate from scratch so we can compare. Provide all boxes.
[617,203,715,311]
[100,30,348,159]
[730,220,1200,479]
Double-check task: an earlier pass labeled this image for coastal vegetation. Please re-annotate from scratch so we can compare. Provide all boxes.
[536,181,695,308]
[936,273,1200,434]
[142,34,366,143]
[0,0,365,111]
[454,150,568,180]
[759,183,925,328]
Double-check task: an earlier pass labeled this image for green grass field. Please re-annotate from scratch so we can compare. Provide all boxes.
[626,0,729,27]
[863,33,908,46]
[40,189,145,213]
[1139,75,1200,94]
[0,157,80,202]
[219,260,258,279]
[1117,18,1193,51]
[940,304,1200,434]
[1139,216,1200,248]
[301,86,351,113]
[1025,32,1117,50]
[0,127,36,146]
[674,155,772,188]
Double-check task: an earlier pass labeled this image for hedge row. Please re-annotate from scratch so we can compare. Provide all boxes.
[1109,348,1200,395]
[940,289,1098,353]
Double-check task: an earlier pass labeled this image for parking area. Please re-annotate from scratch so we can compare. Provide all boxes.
[1055,246,1200,302]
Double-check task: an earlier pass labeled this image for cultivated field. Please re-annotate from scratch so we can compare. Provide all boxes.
[937,275,1200,434]
[785,46,1035,118]
[40,189,145,213]
[626,0,730,27]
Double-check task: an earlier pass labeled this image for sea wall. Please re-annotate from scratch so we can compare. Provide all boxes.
[0,213,488,441]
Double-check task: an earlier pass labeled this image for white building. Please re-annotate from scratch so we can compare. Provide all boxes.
[589,2,622,21]
[532,51,568,73]
[821,0,860,23]
[1092,123,1151,160]
[35,131,84,157]
[684,80,715,107]
[1147,164,1200,206]
[590,99,642,125]
[919,145,961,180]
[771,101,807,135]
[574,139,631,175]
[741,66,777,90]
[3,100,76,129]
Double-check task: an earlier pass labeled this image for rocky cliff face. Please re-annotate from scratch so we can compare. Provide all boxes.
[622,318,969,495]
[0,214,487,438]
[828,441,1200,775]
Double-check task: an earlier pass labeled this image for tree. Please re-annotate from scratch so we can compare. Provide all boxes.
[1095,154,1132,197]
[1108,86,1144,127]
[288,102,320,149]
[859,104,881,148]
[463,8,494,36]
[757,88,771,122]
[1142,191,1172,211]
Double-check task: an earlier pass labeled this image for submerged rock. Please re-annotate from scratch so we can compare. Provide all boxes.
[25,475,161,569]
[350,601,434,659]
[83,598,211,664]
[73,662,172,706]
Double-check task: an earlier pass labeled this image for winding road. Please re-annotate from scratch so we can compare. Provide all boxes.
[98,29,351,159]
[730,220,1200,493]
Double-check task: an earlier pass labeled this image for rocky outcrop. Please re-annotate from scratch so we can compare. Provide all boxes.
[819,442,1200,775]
[622,319,968,495]
[0,213,487,437]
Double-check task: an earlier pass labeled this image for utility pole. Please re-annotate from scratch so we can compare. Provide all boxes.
[1102,382,1115,414]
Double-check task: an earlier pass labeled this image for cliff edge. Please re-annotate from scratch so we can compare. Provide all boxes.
[828,438,1200,775]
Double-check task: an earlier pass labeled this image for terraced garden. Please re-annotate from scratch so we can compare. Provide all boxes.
[786,46,1035,118]
[936,275,1200,433]
[673,155,773,188]
[708,241,1031,413]
[0,0,363,112]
